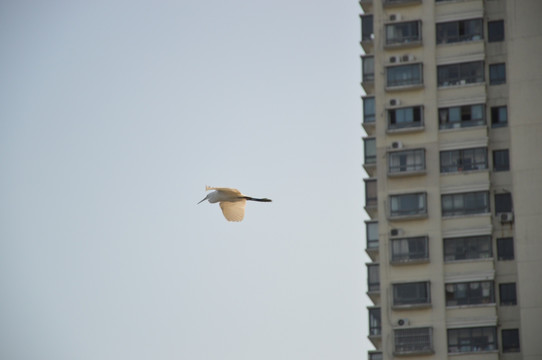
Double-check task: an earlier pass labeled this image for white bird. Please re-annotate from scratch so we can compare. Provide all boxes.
[197,186,272,222]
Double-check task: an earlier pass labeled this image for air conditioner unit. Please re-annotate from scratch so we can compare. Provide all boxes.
[389,98,401,106]
[399,54,412,62]
[500,212,514,223]
[391,141,403,149]
[389,13,402,21]
[389,56,399,63]
[390,228,400,236]
[396,318,410,327]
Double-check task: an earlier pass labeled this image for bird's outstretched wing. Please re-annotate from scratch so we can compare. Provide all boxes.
[219,200,246,222]
[206,186,242,195]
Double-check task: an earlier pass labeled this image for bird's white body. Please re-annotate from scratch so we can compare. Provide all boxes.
[198,186,271,222]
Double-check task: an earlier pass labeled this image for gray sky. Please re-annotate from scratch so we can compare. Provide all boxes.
[0,1,371,359]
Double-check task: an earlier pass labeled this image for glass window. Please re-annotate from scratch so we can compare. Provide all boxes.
[390,192,427,217]
[442,191,489,216]
[386,21,421,45]
[444,235,492,261]
[362,56,374,82]
[388,106,423,129]
[447,327,497,353]
[393,282,431,306]
[389,149,425,174]
[437,61,484,87]
[437,18,483,44]
[391,236,429,263]
[439,104,485,129]
[502,329,520,353]
[488,20,505,42]
[366,221,379,250]
[365,179,377,208]
[368,352,383,360]
[497,237,514,260]
[394,328,433,354]
[369,308,381,336]
[499,283,517,305]
[495,193,512,214]
[364,138,376,165]
[367,264,380,292]
[361,14,374,42]
[363,97,376,124]
[446,281,494,306]
[489,63,506,85]
[491,106,507,127]
[387,64,423,87]
[440,147,488,173]
[493,149,509,171]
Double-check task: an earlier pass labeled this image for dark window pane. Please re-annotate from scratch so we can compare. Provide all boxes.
[440,147,488,172]
[391,236,429,262]
[493,149,510,171]
[446,281,494,306]
[499,283,517,305]
[488,20,505,42]
[442,191,489,216]
[437,18,483,44]
[386,21,421,45]
[387,64,423,87]
[489,63,506,85]
[444,235,492,261]
[369,308,381,336]
[393,282,430,306]
[502,329,520,353]
[363,97,376,123]
[438,61,484,86]
[497,237,514,260]
[495,193,513,214]
[448,327,497,353]
[491,106,507,127]
[390,193,427,217]
[364,138,376,164]
[361,15,374,41]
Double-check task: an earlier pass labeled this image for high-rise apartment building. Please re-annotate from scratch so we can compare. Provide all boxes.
[359,1,542,360]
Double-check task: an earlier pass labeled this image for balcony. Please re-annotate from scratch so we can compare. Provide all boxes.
[389,192,428,221]
[386,63,423,91]
[394,327,434,356]
[392,281,431,309]
[385,21,422,49]
[386,105,424,134]
[388,148,426,177]
[390,236,429,265]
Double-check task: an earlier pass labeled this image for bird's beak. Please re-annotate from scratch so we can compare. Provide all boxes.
[197,197,207,204]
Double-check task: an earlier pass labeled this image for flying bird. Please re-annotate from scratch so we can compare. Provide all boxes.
[197,186,272,222]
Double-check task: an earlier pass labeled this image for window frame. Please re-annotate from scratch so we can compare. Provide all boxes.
[489,63,506,85]
[368,307,382,336]
[437,61,484,87]
[392,281,431,307]
[501,329,520,353]
[366,221,379,250]
[363,96,376,124]
[441,191,490,217]
[436,18,483,44]
[365,179,377,208]
[390,192,427,218]
[488,20,505,42]
[438,104,485,129]
[385,20,422,46]
[390,236,429,263]
[386,63,423,88]
[444,235,492,262]
[394,327,434,355]
[363,138,376,165]
[367,264,380,292]
[494,192,512,214]
[388,148,426,174]
[497,237,514,261]
[491,106,507,127]
[445,280,495,307]
[362,55,375,83]
[493,149,510,171]
[499,283,517,306]
[447,327,497,353]
[440,147,488,173]
[360,14,374,42]
[388,105,424,130]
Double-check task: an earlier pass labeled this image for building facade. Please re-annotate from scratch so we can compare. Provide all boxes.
[359,1,542,360]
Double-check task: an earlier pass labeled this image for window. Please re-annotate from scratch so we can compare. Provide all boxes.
[369,308,381,336]
[488,20,504,42]
[389,149,425,174]
[437,61,484,87]
[439,104,485,129]
[366,221,378,250]
[362,56,374,82]
[386,21,421,46]
[361,14,374,42]
[387,64,423,87]
[440,147,488,173]
[499,283,517,305]
[491,106,507,127]
[493,149,509,171]
[502,329,520,353]
[388,106,423,129]
[365,179,377,208]
[391,236,429,263]
[445,281,495,306]
[367,264,380,292]
[489,63,506,85]
[447,327,497,353]
[497,237,514,260]
[368,352,383,360]
[363,97,376,124]
[444,235,492,261]
[393,282,431,306]
[437,18,483,44]
[442,191,489,216]
[394,328,433,354]
[495,193,512,214]
[364,138,376,165]
[390,192,427,217]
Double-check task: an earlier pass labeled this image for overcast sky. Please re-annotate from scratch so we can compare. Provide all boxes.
[0,1,371,359]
